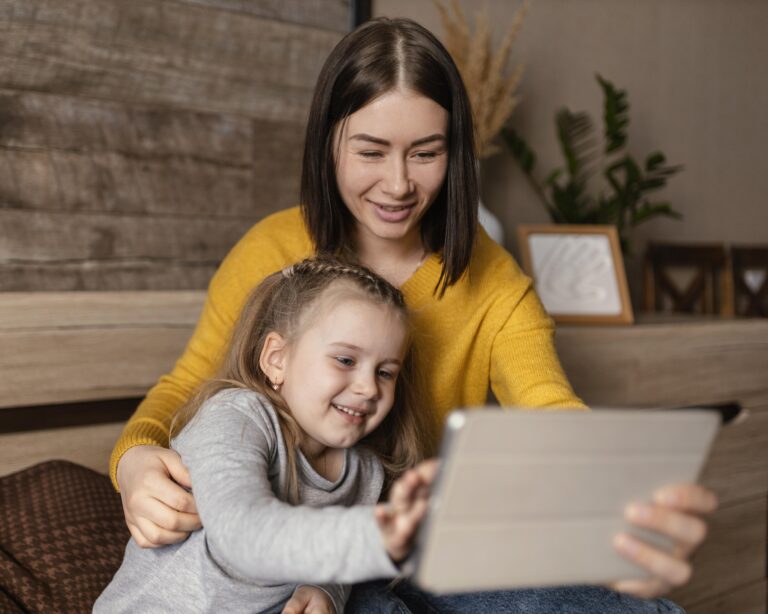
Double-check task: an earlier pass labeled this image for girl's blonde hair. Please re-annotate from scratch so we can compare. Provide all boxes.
[171,257,435,502]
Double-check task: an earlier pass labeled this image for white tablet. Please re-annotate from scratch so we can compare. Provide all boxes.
[407,407,721,593]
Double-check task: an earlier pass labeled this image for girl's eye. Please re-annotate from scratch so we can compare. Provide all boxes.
[335,356,355,367]
[413,151,438,161]
[377,369,396,380]
[359,151,384,159]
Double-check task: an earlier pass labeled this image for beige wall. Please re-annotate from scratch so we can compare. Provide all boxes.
[374,0,768,286]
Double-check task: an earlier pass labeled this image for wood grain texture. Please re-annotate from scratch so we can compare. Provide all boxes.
[177,0,350,32]
[0,209,253,260]
[685,579,767,614]
[0,91,303,217]
[0,90,252,163]
[0,0,341,121]
[0,148,253,216]
[0,422,123,476]
[0,261,218,291]
[557,318,768,409]
[0,291,202,408]
[698,406,768,506]
[668,496,766,608]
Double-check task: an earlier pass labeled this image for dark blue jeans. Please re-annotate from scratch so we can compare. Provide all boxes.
[345,580,685,613]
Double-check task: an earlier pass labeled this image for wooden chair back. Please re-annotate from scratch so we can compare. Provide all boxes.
[731,246,768,317]
[643,242,732,315]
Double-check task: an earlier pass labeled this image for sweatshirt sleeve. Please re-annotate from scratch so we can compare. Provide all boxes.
[173,395,400,585]
[490,279,588,410]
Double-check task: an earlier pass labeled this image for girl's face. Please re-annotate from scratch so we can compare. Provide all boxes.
[334,88,449,248]
[276,293,408,457]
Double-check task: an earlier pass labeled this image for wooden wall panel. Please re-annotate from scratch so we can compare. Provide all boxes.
[686,579,767,614]
[0,91,252,163]
[0,149,252,216]
[178,0,350,32]
[0,0,340,121]
[0,210,249,260]
[0,261,217,291]
[0,0,345,291]
[699,406,768,506]
[668,496,766,608]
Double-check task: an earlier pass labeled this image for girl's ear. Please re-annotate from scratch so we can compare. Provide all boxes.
[259,331,288,385]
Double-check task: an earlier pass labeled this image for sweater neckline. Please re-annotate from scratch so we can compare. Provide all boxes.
[401,251,442,304]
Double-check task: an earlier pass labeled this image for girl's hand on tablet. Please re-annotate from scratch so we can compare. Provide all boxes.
[375,459,439,563]
[610,482,718,598]
[116,445,202,548]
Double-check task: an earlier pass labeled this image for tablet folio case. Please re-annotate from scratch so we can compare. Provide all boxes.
[411,409,719,593]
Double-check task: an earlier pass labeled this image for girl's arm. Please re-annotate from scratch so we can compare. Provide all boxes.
[174,393,401,585]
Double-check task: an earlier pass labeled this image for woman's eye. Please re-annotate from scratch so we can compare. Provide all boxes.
[335,356,355,367]
[359,150,384,159]
[413,151,438,160]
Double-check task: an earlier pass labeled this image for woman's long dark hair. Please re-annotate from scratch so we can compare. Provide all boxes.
[301,17,478,296]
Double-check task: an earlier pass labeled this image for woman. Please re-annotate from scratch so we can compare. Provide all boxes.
[112,17,716,613]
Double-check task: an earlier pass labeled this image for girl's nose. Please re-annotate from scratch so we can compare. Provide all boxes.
[383,158,413,199]
[352,370,379,400]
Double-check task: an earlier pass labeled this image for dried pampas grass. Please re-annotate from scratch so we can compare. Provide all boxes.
[433,0,528,159]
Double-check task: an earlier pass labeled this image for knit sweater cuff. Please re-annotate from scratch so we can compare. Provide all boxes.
[109,419,170,491]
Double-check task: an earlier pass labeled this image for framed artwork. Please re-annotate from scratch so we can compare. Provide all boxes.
[517,225,634,325]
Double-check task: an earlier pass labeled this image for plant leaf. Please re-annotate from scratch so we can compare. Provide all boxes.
[555,108,597,184]
[632,201,684,225]
[597,74,629,154]
[500,127,536,174]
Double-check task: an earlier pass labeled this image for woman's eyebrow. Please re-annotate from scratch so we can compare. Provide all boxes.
[349,133,446,147]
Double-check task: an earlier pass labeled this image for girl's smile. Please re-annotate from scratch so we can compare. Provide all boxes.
[268,289,409,463]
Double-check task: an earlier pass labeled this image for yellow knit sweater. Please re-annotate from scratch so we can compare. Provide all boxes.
[110,207,585,487]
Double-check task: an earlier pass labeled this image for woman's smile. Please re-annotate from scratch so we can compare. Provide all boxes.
[334,88,449,249]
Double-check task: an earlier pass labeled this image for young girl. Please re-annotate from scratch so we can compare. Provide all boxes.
[95,257,437,614]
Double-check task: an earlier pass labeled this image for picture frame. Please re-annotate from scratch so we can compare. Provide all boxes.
[517,225,634,325]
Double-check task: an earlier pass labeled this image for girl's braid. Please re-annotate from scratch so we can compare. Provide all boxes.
[285,257,406,309]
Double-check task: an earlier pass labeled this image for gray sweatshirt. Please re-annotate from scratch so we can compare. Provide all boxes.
[94,389,399,614]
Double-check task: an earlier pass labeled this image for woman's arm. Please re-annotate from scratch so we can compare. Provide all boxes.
[489,279,717,597]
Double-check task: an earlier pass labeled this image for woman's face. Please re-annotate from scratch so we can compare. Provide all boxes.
[334,88,449,248]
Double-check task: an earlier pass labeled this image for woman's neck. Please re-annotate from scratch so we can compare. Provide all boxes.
[354,230,427,287]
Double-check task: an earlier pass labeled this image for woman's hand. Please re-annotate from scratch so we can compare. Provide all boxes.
[116,445,202,548]
[282,585,335,614]
[610,483,718,598]
[375,459,439,562]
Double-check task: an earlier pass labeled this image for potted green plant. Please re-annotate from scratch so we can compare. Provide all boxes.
[502,74,683,254]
